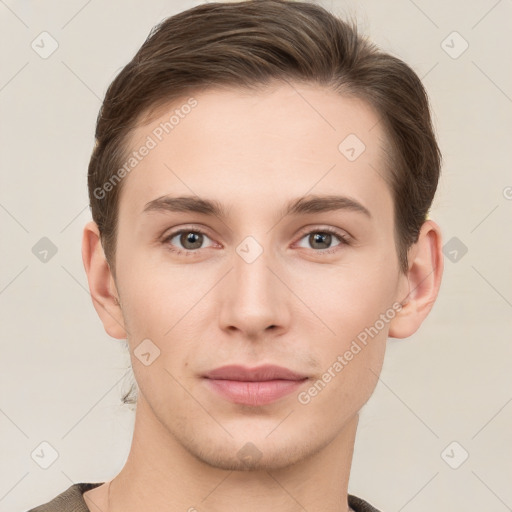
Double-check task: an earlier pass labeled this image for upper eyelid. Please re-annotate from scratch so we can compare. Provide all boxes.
[296,225,349,238]
[162,225,216,243]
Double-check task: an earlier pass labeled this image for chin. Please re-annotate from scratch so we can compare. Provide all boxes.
[177,422,329,473]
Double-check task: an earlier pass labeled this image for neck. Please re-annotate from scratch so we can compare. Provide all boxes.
[105,395,359,512]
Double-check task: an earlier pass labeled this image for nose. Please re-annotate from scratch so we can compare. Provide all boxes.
[218,240,290,339]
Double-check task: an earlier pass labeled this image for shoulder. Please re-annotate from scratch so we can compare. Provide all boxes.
[26,483,103,512]
[348,493,383,512]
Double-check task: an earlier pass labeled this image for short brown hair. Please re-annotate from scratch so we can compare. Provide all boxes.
[88,0,441,280]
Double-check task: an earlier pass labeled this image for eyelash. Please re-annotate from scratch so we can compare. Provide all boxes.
[161,226,351,257]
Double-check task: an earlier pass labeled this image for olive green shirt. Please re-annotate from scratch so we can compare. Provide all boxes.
[26,482,383,511]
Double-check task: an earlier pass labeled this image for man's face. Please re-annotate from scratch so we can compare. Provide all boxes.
[112,82,407,470]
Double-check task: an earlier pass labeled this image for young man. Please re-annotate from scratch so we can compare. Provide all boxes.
[28,1,443,511]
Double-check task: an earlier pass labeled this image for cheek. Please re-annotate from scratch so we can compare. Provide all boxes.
[118,263,207,376]
[301,320,388,417]
[295,262,395,396]
[290,261,397,339]
[118,250,199,328]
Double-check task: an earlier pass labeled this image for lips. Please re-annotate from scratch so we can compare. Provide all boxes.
[203,364,308,382]
[202,364,309,406]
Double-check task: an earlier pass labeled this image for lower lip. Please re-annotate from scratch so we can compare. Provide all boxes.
[204,378,308,406]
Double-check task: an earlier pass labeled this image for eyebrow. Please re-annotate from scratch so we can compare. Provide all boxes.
[142,194,372,220]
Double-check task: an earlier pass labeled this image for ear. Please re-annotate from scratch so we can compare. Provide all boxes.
[388,219,444,339]
[81,220,127,339]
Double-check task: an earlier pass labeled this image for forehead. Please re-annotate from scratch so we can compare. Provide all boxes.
[118,82,391,222]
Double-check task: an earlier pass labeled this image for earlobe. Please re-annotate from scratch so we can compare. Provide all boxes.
[81,220,127,339]
[388,220,444,339]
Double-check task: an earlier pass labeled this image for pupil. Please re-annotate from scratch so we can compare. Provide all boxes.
[312,233,330,249]
[183,232,202,249]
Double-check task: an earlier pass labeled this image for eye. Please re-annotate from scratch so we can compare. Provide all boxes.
[162,225,352,257]
[295,227,351,254]
[162,228,215,256]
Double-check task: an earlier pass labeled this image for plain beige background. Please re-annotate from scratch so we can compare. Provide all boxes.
[1,1,511,511]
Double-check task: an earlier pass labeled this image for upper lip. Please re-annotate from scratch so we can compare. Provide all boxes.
[203,364,308,382]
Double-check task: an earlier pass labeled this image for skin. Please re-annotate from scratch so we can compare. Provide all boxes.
[81,81,443,512]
